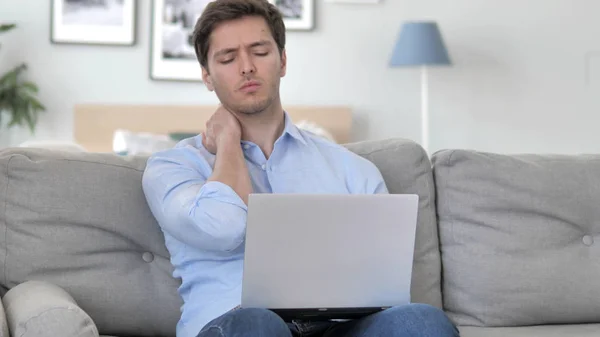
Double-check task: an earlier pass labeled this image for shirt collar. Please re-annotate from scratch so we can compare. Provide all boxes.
[282,111,307,145]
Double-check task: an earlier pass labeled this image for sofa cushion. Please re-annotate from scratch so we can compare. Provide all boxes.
[432,149,600,327]
[0,148,182,337]
[3,281,98,337]
[346,139,442,308]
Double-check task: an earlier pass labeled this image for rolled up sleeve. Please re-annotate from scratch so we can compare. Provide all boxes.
[142,149,247,252]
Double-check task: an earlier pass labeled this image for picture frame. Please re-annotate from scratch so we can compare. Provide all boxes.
[270,0,315,31]
[150,0,205,82]
[149,0,315,82]
[50,0,137,46]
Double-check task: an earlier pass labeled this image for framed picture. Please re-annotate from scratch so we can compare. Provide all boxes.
[50,0,137,46]
[270,0,314,31]
[149,0,315,81]
[150,0,208,82]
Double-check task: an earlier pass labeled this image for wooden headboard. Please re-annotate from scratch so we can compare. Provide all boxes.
[73,104,352,153]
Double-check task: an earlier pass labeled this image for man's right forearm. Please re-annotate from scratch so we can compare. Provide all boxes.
[207,139,253,205]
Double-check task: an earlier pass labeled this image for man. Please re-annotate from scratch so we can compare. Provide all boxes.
[142,0,460,336]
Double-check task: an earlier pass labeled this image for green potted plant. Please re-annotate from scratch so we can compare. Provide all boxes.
[0,23,45,137]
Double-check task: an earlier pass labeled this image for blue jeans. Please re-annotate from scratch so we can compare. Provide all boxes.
[196,304,460,337]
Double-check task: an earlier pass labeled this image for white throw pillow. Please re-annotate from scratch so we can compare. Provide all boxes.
[112,129,176,155]
[295,120,336,143]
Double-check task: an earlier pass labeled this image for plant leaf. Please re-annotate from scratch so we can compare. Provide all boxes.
[0,58,44,133]
[21,81,39,93]
[0,24,16,34]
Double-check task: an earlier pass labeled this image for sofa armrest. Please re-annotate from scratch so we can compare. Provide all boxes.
[3,281,99,337]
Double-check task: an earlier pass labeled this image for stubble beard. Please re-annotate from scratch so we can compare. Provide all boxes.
[213,73,281,116]
[237,94,275,115]
[227,81,279,116]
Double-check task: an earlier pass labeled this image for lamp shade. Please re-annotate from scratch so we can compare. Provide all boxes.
[390,21,451,67]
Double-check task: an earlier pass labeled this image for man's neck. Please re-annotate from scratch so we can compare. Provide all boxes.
[234,103,285,159]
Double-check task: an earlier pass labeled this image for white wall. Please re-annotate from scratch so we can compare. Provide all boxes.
[1,0,600,154]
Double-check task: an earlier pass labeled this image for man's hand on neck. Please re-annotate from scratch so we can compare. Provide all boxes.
[203,105,253,205]
[200,101,285,205]
[202,105,242,154]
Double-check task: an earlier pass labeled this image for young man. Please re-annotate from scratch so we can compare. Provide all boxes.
[142,0,460,336]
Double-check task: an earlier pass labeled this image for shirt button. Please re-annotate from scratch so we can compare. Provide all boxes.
[142,252,154,263]
[583,235,594,246]
[261,164,267,170]
[243,144,250,150]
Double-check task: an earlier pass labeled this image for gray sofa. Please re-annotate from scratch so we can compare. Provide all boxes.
[0,138,598,337]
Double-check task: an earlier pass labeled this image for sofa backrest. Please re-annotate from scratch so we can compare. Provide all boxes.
[0,138,442,336]
[432,149,600,327]
[345,139,442,309]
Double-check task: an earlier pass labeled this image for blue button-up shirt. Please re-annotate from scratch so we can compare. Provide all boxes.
[142,113,388,337]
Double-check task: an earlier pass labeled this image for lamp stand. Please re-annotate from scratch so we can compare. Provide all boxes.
[420,66,429,153]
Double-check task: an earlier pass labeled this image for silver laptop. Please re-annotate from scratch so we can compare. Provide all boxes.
[241,193,419,321]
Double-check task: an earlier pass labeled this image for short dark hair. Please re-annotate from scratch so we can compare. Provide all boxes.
[192,0,286,72]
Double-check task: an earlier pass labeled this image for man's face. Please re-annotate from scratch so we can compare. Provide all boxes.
[202,15,287,115]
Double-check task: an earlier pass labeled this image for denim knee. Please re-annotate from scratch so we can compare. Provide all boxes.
[198,308,291,337]
[385,303,459,336]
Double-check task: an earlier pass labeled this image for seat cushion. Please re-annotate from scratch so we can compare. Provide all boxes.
[459,324,600,337]
[432,149,600,327]
[346,138,442,308]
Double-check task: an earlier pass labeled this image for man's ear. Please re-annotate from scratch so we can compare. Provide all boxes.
[280,49,287,78]
[202,66,214,91]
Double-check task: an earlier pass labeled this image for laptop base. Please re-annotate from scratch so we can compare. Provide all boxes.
[270,307,391,322]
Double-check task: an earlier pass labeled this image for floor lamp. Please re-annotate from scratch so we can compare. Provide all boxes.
[389,21,452,153]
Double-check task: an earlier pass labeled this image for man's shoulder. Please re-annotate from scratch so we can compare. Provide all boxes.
[300,130,382,177]
[145,135,213,171]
